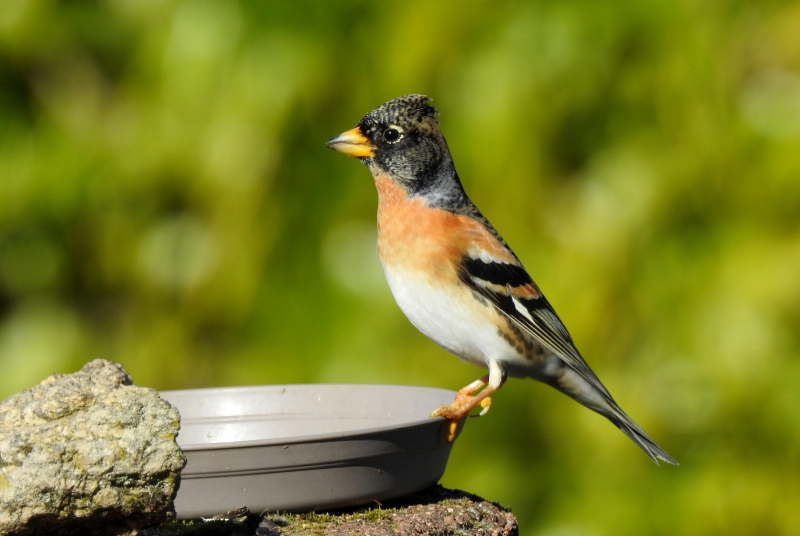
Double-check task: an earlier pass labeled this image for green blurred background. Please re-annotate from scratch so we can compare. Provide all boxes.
[1,0,799,534]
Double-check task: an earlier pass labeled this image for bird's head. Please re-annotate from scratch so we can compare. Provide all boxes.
[326,94,451,184]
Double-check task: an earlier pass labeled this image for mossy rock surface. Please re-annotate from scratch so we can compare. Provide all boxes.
[141,485,518,536]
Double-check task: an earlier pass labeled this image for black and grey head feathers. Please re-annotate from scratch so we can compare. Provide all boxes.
[357,94,468,209]
[358,94,444,180]
[360,94,439,131]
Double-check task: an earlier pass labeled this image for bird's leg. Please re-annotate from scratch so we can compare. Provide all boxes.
[451,375,488,407]
[431,361,507,442]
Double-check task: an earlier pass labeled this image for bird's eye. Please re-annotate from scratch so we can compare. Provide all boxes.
[383,128,402,142]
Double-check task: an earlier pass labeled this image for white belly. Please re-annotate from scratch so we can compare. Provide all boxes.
[381,264,519,368]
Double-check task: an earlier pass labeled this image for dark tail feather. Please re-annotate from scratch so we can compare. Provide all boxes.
[540,359,678,465]
[609,407,678,466]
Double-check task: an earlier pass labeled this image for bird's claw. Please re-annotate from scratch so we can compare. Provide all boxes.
[431,403,464,443]
[441,419,459,443]
[476,396,492,416]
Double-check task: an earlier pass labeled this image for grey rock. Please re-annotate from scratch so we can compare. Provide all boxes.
[0,359,186,536]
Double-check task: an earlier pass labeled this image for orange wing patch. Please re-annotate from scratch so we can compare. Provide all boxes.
[511,283,541,300]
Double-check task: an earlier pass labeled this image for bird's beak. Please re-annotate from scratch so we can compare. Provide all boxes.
[326,127,374,158]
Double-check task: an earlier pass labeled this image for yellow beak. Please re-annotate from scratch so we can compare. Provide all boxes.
[326,127,374,158]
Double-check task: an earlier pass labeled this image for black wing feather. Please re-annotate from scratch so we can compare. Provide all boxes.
[461,257,532,287]
[459,257,613,399]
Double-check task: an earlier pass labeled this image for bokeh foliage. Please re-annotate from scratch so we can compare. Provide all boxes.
[1,0,800,534]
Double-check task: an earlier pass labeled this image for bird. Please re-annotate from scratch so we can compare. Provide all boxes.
[326,94,677,465]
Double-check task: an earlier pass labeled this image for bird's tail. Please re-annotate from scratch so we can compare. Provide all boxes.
[541,359,678,465]
[606,404,678,466]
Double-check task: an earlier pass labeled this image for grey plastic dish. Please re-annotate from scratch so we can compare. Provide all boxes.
[159,384,466,519]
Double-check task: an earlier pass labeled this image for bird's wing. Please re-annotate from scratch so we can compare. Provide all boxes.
[458,252,613,399]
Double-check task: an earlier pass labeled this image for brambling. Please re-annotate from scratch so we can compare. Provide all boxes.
[326,95,677,465]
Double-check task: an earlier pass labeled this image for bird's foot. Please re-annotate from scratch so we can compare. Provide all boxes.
[430,403,465,420]
[431,374,497,443]
[430,396,492,419]
[430,395,493,443]
[430,402,466,443]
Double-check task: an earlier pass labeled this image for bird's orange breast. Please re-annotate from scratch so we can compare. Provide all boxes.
[375,175,516,283]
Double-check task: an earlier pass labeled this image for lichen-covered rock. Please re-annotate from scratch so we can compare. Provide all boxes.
[0,359,186,536]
